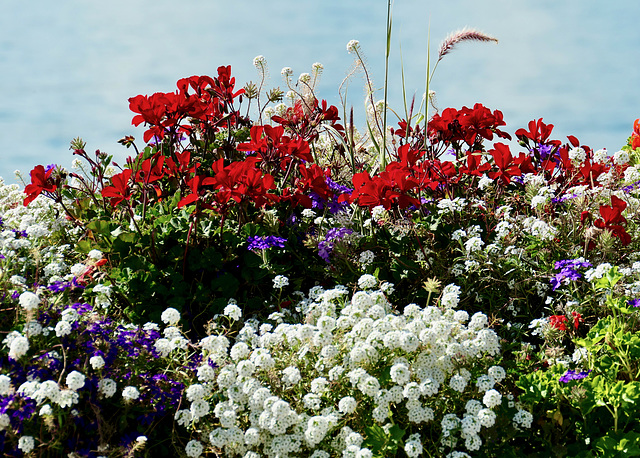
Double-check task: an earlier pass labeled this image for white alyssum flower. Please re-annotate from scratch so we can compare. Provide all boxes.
[593,148,608,164]
[478,175,493,190]
[464,237,484,253]
[39,404,53,416]
[89,355,105,370]
[98,378,117,398]
[614,149,630,165]
[482,389,502,408]
[8,334,29,360]
[441,284,461,309]
[358,274,377,290]
[66,371,86,390]
[18,291,40,311]
[359,250,375,266]
[273,275,289,289]
[568,147,586,164]
[88,249,103,261]
[298,72,311,84]
[346,39,360,53]
[0,375,11,396]
[160,307,180,325]
[223,302,242,321]
[513,409,534,429]
[185,439,204,458]
[122,386,140,401]
[18,435,35,453]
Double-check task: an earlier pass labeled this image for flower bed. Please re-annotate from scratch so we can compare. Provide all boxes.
[1,37,640,457]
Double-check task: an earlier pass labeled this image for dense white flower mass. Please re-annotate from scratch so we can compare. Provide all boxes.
[173,282,504,457]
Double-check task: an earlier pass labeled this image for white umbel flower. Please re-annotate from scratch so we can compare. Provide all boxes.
[160,308,180,325]
[19,291,40,311]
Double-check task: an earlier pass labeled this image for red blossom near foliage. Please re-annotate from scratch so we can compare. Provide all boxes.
[271,99,343,142]
[128,67,244,144]
[297,163,332,202]
[391,120,414,138]
[395,144,424,167]
[204,158,278,210]
[211,65,245,102]
[344,163,420,210]
[135,154,165,184]
[594,195,631,245]
[164,150,192,178]
[101,169,133,207]
[571,311,583,330]
[487,143,522,184]
[459,150,491,177]
[549,315,568,331]
[237,125,313,168]
[632,118,640,149]
[428,104,511,148]
[579,160,608,187]
[23,165,57,206]
[514,118,561,146]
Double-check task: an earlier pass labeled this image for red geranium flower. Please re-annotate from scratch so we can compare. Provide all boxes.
[23,165,57,206]
[594,195,631,245]
[101,169,133,207]
[549,315,568,331]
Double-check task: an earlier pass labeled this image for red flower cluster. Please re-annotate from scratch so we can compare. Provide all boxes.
[428,103,511,149]
[549,312,582,332]
[128,67,245,143]
[344,163,421,210]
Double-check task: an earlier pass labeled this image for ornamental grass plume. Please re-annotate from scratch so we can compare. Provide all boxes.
[436,27,499,64]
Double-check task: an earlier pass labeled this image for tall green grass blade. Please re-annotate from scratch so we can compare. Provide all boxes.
[381,0,393,170]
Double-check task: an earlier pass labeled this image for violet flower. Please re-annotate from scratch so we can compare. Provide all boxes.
[550,259,592,291]
[627,298,640,308]
[318,227,353,263]
[559,369,591,383]
[247,235,287,251]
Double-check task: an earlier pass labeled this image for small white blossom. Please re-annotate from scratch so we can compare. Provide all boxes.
[122,386,140,401]
[160,308,181,325]
[18,436,35,453]
[273,275,289,289]
[66,371,86,390]
[19,291,40,311]
[90,355,105,370]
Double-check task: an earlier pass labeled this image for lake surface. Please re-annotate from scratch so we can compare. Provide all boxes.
[1,0,638,183]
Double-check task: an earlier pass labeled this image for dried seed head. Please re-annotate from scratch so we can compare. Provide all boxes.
[437,27,498,63]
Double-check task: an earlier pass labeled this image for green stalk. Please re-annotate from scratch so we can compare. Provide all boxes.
[381,0,393,170]
[424,20,431,150]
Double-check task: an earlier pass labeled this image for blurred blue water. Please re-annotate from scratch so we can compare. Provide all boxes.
[0,0,638,183]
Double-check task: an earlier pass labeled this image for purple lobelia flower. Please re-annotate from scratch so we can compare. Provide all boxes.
[627,298,640,308]
[550,259,592,291]
[559,369,591,383]
[318,227,353,263]
[247,235,287,251]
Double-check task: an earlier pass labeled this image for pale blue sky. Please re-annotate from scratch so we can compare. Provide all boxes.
[0,0,638,182]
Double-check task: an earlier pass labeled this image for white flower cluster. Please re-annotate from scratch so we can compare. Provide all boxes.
[177,277,502,456]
